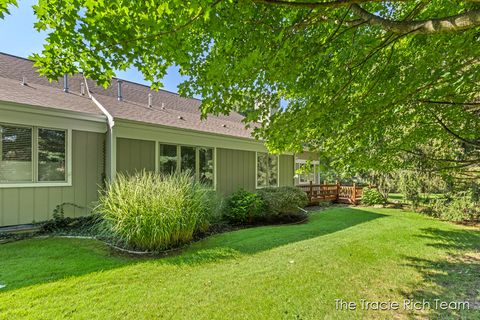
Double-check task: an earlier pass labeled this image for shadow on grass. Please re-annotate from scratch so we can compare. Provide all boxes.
[165,207,385,265]
[0,238,137,292]
[0,207,384,291]
[402,227,480,318]
[417,227,480,251]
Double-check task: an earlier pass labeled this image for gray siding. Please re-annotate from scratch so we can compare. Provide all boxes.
[216,149,295,194]
[0,130,105,226]
[296,151,319,161]
[116,138,155,174]
[216,148,256,194]
[279,154,294,187]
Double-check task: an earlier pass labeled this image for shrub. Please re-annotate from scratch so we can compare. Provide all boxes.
[361,187,385,205]
[39,202,97,234]
[223,189,266,224]
[257,186,308,222]
[398,171,421,208]
[430,192,479,223]
[96,171,216,251]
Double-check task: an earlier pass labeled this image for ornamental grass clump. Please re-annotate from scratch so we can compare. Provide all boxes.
[96,170,216,251]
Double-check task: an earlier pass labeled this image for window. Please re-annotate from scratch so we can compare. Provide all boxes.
[159,144,177,174]
[38,129,66,182]
[256,152,278,188]
[180,146,196,176]
[294,160,321,185]
[0,125,33,182]
[295,162,315,184]
[199,147,214,187]
[158,144,215,188]
[0,123,68,185]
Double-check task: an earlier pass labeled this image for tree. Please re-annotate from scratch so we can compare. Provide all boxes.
[2,0,480,176]
[0,0,16,19]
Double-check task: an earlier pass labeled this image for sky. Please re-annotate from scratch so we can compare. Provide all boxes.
[0,0,185,93]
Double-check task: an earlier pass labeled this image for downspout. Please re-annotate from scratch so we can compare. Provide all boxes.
[83,76,116,182]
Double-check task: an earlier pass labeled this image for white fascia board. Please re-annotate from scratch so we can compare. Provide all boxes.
[113,118,271,153]
[0,101,107,133]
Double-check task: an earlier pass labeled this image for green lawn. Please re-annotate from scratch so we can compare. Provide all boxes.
[0,207,479,319]
[388,193,444,204]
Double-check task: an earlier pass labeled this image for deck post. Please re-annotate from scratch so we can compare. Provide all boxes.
[336,180,340,201]
[309,180,313,204]
[352,183,357,204]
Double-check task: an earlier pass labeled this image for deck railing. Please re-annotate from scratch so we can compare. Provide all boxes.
[296,181,364,205]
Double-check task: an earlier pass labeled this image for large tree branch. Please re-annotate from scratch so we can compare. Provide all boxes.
[431,113,480,147]
[351,4,480,34]
[419,99,480,107]
[400,148,480,164]
[254,0,406,9]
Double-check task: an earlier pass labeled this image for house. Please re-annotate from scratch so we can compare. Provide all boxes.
[0,52,307,227]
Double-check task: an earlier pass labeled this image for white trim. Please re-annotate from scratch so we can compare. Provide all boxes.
[176,145,181,171]
[154,141,159,173]
[278,154,281,187]
[213,147,217,190]
[294,156,321,185]
[0,182,72,188]
[255,152,280,189]
[0,101,107,133]
[195,147,200,180]
[67,128,73,185]
[114,119,271,153]
[295,159,320,165]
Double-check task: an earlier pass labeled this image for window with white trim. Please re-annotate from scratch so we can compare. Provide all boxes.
[294,159,321,185]
[256,152,278,188]
[158,144,215,188]
[0,124,67,184]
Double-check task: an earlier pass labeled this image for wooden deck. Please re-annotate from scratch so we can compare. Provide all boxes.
[296,182,364,205]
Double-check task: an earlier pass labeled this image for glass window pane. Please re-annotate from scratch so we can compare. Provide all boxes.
[199,147,214,187]
[38,128,66,182]
[268,155,278,186]
[180,146,196,176]
[0,125,33,182]
[256,152,268,188]
[298,163,314,184]
[159,144,177,175]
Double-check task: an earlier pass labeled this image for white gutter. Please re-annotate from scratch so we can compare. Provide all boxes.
[83,75,116,181]
[83,75,115,129]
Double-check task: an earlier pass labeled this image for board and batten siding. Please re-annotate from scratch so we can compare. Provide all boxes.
[279,154,295,187]
[216,148,256,194]
[116,138,156,174]
[113,138,295,195]
[0,130,105,226]
[216,149,295,194]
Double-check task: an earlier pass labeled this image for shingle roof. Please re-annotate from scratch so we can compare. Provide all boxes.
[88,79,254,139]
[0,52,255,139]
[0,53,103,116]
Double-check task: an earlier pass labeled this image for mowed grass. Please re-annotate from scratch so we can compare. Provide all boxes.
[388,193,444,203]
[0,207,478,319]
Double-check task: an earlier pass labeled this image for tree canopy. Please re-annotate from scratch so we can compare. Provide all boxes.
[2,0,480,176]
